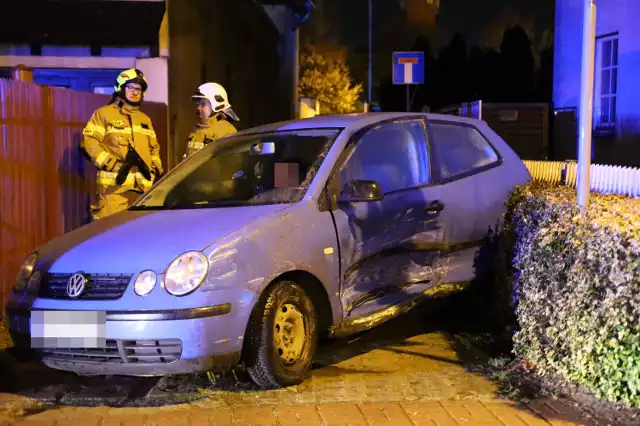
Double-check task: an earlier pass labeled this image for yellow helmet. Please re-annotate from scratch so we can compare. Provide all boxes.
[114,68,148,93]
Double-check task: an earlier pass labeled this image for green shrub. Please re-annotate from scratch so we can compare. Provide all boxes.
[503,182,640,408]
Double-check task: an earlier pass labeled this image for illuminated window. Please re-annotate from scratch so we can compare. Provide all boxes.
[93,87,113,95]
[594,34,618,132]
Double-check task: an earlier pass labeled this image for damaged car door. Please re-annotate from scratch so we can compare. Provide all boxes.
[326,117,447,321]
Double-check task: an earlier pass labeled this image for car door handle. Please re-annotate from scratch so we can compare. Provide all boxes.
[426,200,445,214]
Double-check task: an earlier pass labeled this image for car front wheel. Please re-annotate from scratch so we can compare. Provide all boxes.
[244,280,318,388]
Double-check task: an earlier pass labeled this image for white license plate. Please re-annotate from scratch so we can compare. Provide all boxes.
[30,310,107,349]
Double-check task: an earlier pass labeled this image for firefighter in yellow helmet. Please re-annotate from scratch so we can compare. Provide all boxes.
[183,82,239,159]
[80,68,163,221]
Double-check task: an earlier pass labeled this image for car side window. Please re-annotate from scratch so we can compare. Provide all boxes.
[338,120,430,194]
[428,122,499,181]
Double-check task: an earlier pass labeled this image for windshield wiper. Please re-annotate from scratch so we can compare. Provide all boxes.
[165,200,250,209]
[129,205,165,211]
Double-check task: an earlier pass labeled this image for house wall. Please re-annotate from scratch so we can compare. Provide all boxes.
[553,0,640,166]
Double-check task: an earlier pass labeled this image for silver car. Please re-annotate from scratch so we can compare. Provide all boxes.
[6,112,530,388]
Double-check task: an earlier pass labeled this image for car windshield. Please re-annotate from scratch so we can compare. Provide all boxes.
[132,128,343,210]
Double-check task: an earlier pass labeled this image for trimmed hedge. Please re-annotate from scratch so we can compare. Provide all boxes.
[501,182,640,408]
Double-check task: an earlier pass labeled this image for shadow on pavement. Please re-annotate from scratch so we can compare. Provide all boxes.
[0,345,209,408]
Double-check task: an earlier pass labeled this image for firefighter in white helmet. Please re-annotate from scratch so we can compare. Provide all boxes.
[80,68,163,221]
[183,82,239,159]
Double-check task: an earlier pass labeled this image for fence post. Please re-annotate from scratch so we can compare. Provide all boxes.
[561,161,570,185]
[11,64,33,83]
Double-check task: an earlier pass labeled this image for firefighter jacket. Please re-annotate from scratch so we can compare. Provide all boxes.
[184,113,237,159]
[81,100,161,194]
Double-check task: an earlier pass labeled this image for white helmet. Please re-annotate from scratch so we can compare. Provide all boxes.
[192,82,239,122]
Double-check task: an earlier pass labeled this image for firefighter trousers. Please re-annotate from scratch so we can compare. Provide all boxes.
[90,189,143,222]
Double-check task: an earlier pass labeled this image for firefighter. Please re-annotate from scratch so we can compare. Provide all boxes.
[183,82,239,159]
[80,68,163,221]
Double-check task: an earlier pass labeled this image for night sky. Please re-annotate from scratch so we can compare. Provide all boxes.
[437,0,554,49]
[337,0,554,50]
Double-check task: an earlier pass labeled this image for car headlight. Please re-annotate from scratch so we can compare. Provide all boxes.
[14,252,38,292]
[164,251,209,296]
[134,270,157,296]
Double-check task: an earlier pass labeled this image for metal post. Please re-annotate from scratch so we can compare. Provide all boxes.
[294,26,300,119]
[577,0,597,210]
[406,85,410,111]
[368,0,372,107]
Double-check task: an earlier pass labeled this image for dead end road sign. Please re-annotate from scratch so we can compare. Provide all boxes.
[393,51,424,111]
[393,51,424,85]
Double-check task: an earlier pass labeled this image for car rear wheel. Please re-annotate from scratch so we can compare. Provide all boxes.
[244,280,318,388]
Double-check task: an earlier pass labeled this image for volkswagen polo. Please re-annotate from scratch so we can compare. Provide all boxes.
[5,112,530,388]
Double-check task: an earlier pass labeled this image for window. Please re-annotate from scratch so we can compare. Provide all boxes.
[428,122,499,181]
[594,35,618,132]
[93,87,113,95]
[338,120,430,194]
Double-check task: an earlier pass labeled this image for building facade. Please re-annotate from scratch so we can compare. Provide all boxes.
[553,0,640,166]
[1,0,311,167]
[0,0,169,103]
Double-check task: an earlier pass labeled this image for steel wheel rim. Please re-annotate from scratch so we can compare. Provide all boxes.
[273,302,306,365]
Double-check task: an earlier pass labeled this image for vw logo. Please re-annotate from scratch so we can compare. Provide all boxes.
[66,273,87,298]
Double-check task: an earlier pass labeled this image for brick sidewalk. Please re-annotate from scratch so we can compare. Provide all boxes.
[4,398,596,426]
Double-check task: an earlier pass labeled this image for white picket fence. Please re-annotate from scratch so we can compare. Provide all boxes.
[523,160,640,198]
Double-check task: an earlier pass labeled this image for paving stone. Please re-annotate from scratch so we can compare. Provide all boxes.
[316,403,368,426]
[274,405,323,425]
[358,402,413,425]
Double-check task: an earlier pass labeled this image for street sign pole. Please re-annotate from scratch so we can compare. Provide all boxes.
[393,52,424,112]
[368,0,373,110]
[577,0,597,210]
[406,85,410,112]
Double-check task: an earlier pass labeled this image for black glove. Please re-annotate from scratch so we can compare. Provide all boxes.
[116,145,152,185]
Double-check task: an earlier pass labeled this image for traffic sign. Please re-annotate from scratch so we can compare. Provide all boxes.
[393,51,424,85]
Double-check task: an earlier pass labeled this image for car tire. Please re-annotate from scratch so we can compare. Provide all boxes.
[244,280,318,389]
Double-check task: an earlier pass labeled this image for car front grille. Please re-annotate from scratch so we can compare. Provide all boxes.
[41,339,182,364]
[39,273,132,300]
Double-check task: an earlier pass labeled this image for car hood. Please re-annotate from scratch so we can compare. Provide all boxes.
[36,205,290,274]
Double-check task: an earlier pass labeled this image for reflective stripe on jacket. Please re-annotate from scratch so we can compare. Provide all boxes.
[184,114,237,159]
[96,171,154,192]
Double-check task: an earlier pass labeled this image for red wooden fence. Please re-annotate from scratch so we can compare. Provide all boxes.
[0,79,168,317]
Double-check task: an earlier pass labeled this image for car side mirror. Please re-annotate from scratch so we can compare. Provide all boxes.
[250,142,276,155]
[337,180,384,203]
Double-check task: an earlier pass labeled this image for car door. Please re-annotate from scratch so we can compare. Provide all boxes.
[326,117,446,320]
[424,119,505,284]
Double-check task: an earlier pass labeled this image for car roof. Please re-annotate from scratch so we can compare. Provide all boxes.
[232,112,485,135]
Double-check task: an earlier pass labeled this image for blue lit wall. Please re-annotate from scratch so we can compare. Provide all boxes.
[554,0,640,143]
[33,69,120,93]
[0,44,151,93]
[553,0,583,110]
[0,45,150,58]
